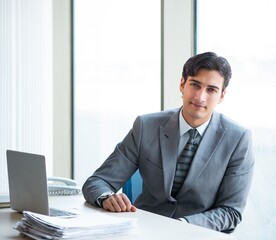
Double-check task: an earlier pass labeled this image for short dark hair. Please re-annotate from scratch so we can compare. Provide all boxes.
[182,52,232,90]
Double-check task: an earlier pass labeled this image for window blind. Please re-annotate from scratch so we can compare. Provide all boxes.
[0,0,53,194]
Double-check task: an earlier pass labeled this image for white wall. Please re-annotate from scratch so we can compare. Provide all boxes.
[52,0,72,178]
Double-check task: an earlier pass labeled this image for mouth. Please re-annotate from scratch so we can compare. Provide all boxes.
[191,102,206,109]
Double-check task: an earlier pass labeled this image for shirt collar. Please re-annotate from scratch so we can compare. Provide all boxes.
[179,108,211,137]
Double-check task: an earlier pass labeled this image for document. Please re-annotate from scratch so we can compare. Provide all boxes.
[15,211,137,239]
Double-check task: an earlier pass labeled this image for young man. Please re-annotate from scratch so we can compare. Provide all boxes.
[82,52,254,233]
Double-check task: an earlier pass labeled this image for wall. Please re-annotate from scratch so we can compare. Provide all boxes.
[52,0,72,178]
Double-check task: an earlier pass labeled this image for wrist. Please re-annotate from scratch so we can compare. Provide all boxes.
[96,192,115,207]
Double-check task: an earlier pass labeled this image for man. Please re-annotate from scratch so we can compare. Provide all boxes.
[82,52,254,233]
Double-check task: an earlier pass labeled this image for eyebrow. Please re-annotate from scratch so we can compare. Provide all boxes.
[189,79,221,91]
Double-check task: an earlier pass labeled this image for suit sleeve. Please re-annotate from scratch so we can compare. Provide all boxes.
[82,116,142,206]
[184,129,254,232]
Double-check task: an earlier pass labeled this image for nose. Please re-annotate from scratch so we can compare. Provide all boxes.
[194,89,207,102]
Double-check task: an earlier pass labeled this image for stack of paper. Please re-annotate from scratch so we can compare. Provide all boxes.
[15,211,137,239]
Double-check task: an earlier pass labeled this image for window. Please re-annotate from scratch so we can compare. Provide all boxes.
[197,0,276,239]
[73,0,161,184]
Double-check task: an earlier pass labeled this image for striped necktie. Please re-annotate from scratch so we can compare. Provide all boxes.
[171,129,201,197]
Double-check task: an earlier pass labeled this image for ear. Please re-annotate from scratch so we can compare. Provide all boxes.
[218,89,226,103]
[179,77,185,93]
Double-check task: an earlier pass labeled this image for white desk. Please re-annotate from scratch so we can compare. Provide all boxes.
[0,195,237,240]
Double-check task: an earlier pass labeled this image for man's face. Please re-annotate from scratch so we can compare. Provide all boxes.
[180,69,226,128]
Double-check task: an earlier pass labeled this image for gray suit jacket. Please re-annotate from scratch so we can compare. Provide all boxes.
[83,108,254,232]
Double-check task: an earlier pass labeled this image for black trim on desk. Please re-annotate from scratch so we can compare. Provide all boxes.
[193,0,198,55]
[160,0,164,111]
[70,0,75,179]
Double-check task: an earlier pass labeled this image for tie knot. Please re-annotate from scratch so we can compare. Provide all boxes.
[188,129,198,139]
[188,129,201,145]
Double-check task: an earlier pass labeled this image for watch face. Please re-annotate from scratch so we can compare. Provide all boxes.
[99,194,113,207]
[102,195,110,200]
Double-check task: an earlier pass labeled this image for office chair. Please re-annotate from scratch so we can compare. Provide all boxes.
[122,170,142,203]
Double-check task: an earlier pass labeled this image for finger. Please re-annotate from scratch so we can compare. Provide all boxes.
[103,194,126,212]
[130,205,137,212]
[102,198,116,212]
[109,196,124,212]
[112,193,133,212]
[121,194,133,211]
[120,193,137,212]
[102,194,136,212]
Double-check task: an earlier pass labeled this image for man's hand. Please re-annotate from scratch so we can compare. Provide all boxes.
[102,193,137,212]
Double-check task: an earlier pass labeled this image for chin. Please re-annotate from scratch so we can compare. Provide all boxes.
[190,112,207,122]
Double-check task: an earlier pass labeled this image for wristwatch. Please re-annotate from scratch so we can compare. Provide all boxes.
[97,192,114,207]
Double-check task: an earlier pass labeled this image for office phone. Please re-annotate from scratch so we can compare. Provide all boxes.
[47,177,82,196]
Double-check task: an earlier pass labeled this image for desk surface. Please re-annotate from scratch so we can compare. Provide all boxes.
[0,195,237,240]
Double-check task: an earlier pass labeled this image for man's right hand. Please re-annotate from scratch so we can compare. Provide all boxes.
[102,193,137,212]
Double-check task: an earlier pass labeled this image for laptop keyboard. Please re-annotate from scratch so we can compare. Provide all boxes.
[49,208,77,217]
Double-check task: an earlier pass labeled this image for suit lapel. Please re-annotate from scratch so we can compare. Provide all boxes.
[159,109,180,199]
[177,112,227,198]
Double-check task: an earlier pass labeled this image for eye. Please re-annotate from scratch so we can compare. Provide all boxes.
[190,82,200,88]
[207,88,218,94]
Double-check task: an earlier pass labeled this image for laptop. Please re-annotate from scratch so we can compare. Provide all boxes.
[6,150,76,217]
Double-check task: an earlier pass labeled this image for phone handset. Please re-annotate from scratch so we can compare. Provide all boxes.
[47,177,82,196]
